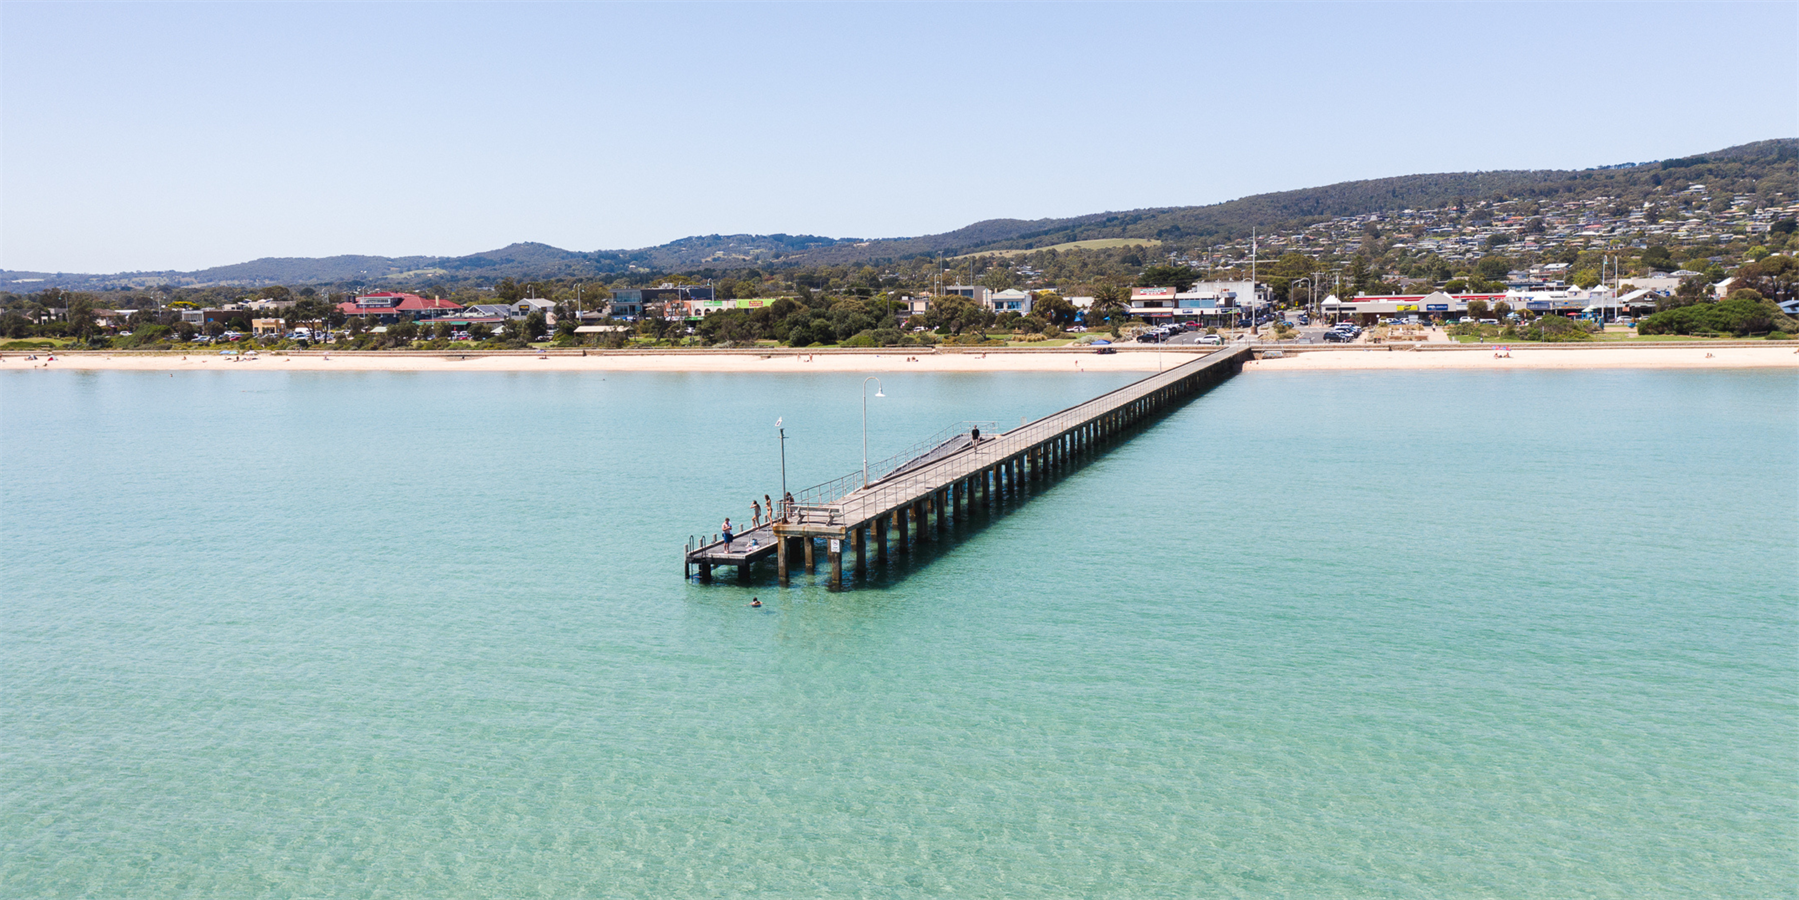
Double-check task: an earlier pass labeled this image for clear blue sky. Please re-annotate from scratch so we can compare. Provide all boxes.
[3,1,1795,274]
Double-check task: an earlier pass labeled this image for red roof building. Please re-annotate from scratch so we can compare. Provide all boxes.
[337,292,462,323]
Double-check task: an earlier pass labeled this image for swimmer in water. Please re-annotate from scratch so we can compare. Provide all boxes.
[750,598,762,608]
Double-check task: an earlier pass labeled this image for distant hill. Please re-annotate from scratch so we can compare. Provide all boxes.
[7,138,1792,291]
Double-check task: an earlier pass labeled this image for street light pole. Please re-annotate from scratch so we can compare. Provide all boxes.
[862,376,885,488]
[1291,277,1310,332]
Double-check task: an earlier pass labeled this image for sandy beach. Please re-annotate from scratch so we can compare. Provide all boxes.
[1244,345,1799,371]
[5,345,1797,374]
[7,349,1182,374]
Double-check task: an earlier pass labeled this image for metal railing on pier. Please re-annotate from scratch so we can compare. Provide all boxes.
[813,349,1242,530]
[790,420,997,507]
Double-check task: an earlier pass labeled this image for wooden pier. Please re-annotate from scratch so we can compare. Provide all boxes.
[685,345,1250,588]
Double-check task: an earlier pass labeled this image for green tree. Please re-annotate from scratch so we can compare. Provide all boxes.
[1731,253,1797,304]
[1032,292,1077,327]
[1640,290,1796,336]
[1137,264,1197,288]
[1090,283,1129,332]
[67,296,98,339]
[979,266,1015,292]
[1348,255,1374,294]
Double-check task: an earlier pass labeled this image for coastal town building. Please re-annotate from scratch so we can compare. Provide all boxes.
[1128,280,1262,322]
[511,298,555,318]
[337,292,462,324]
[607,284,714,319]
[675,297,778,320]
[461,304,516,320]
[1320,285,1659,322]
[940,285,991,307]
[1322,292,1507,321]
[987,289,1032,314]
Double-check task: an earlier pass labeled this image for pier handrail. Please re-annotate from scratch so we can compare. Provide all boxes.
[791,419,999,507]
[811,348,1242,527]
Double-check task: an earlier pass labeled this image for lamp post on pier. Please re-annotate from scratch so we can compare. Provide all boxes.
[777,417,787,512]
[862,376,885,488]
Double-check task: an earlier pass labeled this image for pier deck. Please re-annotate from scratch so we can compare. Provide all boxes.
[686,344,1249,588]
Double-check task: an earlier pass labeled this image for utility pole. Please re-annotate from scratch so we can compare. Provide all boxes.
[1250,228,1258,336]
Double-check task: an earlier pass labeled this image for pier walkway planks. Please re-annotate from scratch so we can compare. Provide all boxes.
[686,344,1249,588]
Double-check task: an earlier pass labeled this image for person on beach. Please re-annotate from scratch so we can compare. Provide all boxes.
[751,500,762,528]
[721,518,733,550]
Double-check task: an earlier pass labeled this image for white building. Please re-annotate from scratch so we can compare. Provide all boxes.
[987,289,1032,314]
[1128,280,1262,321]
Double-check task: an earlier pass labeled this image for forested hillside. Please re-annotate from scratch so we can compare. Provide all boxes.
[6,139,1792,291]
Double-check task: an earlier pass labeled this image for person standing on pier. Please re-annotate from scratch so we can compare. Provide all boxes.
[721,518,733,550]
[765,494,774,524]
[751,500,762,528]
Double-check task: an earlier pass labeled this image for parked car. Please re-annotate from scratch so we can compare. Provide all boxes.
[1323,330,1353,343]
[1198,334,1223,346]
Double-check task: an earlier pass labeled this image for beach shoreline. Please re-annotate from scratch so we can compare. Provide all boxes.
[5,344,1797,373]
[1244,344,1799,371]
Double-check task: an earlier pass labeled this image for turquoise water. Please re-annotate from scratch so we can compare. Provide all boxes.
[3,367,1795,897]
